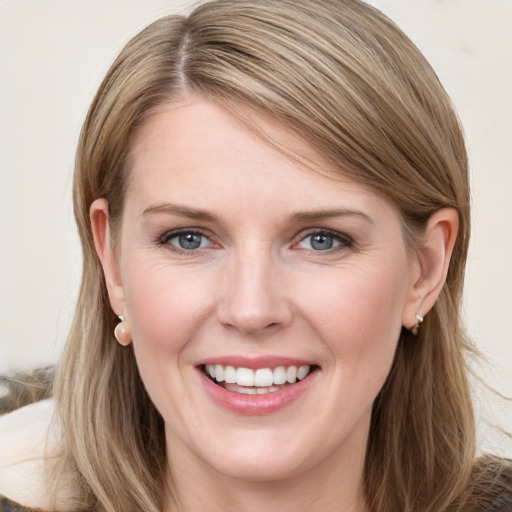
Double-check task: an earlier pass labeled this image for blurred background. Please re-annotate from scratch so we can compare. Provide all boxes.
[0,0,511,456]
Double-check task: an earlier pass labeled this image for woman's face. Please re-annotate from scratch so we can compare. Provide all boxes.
[104,97,419,484]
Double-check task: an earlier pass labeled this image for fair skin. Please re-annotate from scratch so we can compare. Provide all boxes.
[91,96,458,512]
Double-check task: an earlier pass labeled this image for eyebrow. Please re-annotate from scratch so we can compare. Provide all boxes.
[143,202,374,225]
[290,208,374,225]
[142,203,218,222]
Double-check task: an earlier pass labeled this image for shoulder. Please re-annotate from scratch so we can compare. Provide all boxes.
[0,399,71,512]
[0,496,39,511]
[471,455,512,512]
[489,460,512,511]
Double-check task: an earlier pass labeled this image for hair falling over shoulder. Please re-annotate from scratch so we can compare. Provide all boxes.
[52,1,510,511]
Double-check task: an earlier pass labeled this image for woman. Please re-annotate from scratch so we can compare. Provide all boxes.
[0,0,510,510]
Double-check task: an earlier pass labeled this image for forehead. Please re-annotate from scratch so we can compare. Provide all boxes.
[125,96,394,220]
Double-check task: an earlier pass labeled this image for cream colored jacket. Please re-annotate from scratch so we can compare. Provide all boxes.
[0,400,74,511]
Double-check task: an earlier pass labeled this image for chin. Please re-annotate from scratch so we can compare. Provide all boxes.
[178,420,339,484]
[204,447,315,483]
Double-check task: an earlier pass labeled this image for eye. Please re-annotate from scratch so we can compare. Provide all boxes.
[160,230,212,251]
[296,230,352,252]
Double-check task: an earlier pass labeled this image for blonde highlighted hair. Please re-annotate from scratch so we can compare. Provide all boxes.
[54,0,503,510]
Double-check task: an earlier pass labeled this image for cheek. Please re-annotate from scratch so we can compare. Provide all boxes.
[302,261,407,340]
[121,263,217,428]
[123,262,214,362]
[298,259,408,390]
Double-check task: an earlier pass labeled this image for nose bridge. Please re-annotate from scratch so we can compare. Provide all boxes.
[218,240,291,334]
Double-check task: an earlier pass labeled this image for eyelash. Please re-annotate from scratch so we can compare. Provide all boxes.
[156,228,354,254]
[157,228,214,254]
[295,229,354,253]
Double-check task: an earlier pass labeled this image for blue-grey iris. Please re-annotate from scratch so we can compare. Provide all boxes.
[179,233,202,249]
[310,234,333,250]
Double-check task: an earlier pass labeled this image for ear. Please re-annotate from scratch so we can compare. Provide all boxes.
[402,208,459,331]
[90,198,127,317]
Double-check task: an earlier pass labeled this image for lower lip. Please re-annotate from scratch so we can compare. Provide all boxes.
[199,368,318,416]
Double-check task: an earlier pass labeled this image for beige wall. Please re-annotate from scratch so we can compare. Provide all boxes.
[1,0,510,456]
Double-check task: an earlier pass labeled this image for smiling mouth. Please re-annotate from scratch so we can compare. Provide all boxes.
[203,364,316,395]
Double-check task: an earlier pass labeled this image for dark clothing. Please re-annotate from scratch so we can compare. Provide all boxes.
[0,498,40,512]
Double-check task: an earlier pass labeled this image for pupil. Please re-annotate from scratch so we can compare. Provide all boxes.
[179,233,202,249]
[311,234,333,250]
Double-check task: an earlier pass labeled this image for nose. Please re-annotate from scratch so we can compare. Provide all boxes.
[217,245,293,335]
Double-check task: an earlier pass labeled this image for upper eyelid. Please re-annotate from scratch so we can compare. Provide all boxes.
[296,228,353,243]
[159,227,211,242]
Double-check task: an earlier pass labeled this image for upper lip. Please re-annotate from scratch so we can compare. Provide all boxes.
[196,355,316,369]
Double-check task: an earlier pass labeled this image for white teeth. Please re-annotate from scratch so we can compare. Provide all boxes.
[297,365,310,380]
[286,366,297,383]
[273,366,287,385]
[215,364,224,382]
[224,365,237,384]
[224,384,282,395]
[204,364,312,388]
[254,368,273,387]
[236,367,255,387]
[224,383,257,394]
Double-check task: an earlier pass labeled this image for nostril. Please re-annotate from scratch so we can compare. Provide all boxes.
[219,309,288,334]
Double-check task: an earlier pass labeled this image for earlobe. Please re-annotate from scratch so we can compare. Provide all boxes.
[90,198,126,317]
[403,208,459,331]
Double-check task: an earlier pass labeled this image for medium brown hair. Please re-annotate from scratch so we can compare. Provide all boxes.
[54,1,489,510]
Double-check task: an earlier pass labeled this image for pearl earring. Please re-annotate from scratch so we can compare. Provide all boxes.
[114,315,132,346]
[411,314,424,335]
